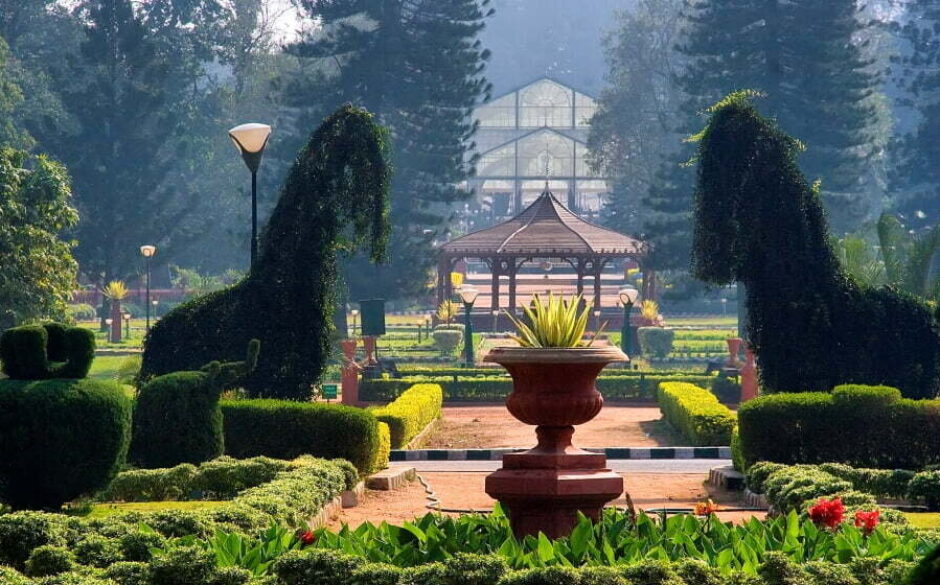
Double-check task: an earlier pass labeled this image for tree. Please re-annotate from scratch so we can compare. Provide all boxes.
[691,92,938,399]
[0,148,79,329]
[141,105,391,400]
[282,0,492,299]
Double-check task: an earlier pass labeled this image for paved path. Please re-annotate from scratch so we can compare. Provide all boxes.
[394,458,730,473]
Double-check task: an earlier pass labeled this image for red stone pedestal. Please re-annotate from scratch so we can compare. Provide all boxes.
[485,426,622,538]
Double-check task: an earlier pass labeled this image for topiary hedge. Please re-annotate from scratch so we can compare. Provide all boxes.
[0,378,132,509]
[371,383,443,448]
[0,323,95,380]
[360,374,716,403]
[221,400,389,473]
[737,384,940,469]
[637,327,675,358]
[657,382,736,446]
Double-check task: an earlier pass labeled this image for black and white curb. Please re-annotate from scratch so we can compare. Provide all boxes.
[390,446,731,462]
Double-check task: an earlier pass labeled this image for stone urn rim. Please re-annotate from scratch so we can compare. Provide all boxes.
[485,345,627,365]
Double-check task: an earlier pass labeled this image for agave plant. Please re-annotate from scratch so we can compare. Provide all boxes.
[101,280,129,300]
[505,293,602,348]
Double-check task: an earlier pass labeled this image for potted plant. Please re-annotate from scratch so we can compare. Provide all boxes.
[484,294,626,538]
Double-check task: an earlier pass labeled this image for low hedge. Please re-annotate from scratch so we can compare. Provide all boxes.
[372,384,443,448]
[656,382,736,446]
[221,400,389,473]
[0,378,132,510]
[360,374,715,403]
[737,384,940,468]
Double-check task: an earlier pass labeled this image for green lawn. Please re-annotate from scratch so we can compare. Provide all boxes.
[82,500,227,518]
[903,512,940,529]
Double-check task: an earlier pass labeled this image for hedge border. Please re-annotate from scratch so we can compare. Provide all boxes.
[657,382,736,446]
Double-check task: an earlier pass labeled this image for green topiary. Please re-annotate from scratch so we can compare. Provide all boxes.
[907,543,940,585]
[140,106,391,400]
[690,92,940,399]
[0,323,95,380]
[0,379,132,510]
[637,327,675,359]
[130,371,223,469]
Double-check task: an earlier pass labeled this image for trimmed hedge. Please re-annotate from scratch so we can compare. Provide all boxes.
[221,400,389,473]
[657,382,736,446]
[0,323,95,380]
[372,384,443,448]
[0,378,132,509]
[360,374,715,403]
[737,384,940,468]
[130,371,224,469]
[637,327,675,358]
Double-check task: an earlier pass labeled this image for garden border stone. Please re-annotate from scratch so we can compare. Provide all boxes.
[390,446,732,461]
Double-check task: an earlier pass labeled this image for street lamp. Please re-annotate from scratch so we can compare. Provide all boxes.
[492,309,499,332]
[228,123,272,269]
[593,309,601,332]
[140,245,156,331]
[458,285,479,366]
[123,312,131,340]
[104,318,114,343]
[618,286,639,358]
[350,309,360,337]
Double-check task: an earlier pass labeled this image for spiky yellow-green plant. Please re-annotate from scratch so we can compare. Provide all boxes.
[101,280,129,300]
[505,293,602,348]
[640,299,659,322]
[436,300,460,324]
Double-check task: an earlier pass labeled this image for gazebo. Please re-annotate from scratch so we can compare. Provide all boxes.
[437,187,648,319]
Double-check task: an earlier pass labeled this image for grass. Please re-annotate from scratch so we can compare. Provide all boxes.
[666,316,739,328]
[903,512,940,529]
[87,354,139,397]
[81,500,228,519]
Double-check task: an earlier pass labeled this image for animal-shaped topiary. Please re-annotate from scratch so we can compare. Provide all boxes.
[130,339,260,468]
[139,105,390,399]
[691,93,940,398]
[0,322,95,380]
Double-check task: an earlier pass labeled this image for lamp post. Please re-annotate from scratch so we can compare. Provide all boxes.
[228,123,272,269]
[140,245,156,331]
[592,309,601,333]
[492,309,499,332]
[350,309,359,337]
[618,286,639,358]
[458,285,479,366]
[123,312,131,340]
[104,318,114,343]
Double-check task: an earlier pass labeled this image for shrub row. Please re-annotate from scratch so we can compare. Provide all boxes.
[737,384,940,469]
[747,462,940,512]
[656,382,736,446]
[0,456,351,574]
[372,384,443,448]
[221,400,390,474]
[360,374,715,403]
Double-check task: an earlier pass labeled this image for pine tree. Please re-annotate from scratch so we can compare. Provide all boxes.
[283,0,492,298]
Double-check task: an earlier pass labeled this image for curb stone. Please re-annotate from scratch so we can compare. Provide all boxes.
[390,446,732,462]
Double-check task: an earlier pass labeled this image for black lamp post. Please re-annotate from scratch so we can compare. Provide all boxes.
[228,123,272,269]
[458,285,479,366]
[618,286,639,358]
[140,245,156,330]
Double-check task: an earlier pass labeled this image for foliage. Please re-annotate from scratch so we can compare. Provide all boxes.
[432,330,462,354]
[220,400,388,474]
[0,378,131,509]
[690,94,940,398]
[875,213,940,302]
[0,323,95,380]
[304,507,934,575]
[0,147,78,330]
[506,294,598,348]
[359,374,717,403]
[372,384,443,449]
[436,301,460,325]
[284,0,492,300]
[907,543,940,585]
[657,382,736,446]
[102,281,129,301]
[737,384,940,468]
[639,300,660,323]
[140,105,391,400]
[636,327,674,359]
[711,375,740,404]
[68,303,98,321]
[833,235,886,288]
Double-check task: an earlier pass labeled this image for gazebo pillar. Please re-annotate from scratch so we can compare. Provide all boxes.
[576,260,585,297]
[592,257,603,309]
[491,258,501,312]
[508,260,518,314]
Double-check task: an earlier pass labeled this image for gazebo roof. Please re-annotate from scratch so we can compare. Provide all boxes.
[441,188,645,257]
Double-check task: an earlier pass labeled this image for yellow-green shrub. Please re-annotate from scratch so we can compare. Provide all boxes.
[657,382,736,446]
[372,384,443,448]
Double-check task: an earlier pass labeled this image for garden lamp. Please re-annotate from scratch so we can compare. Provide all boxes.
[458,285,480,366]
[140,245,156,331]
[618,286,639,358]
[228,123,272,269]
[351,308,360,337]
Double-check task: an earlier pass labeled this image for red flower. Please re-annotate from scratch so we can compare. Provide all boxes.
[298,530,316,545]
[808,497,844,529]
[854,510,879,535]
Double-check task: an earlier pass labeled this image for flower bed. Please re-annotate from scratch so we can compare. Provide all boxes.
[371,383,443,448]
[360,374,716,403]
[737,385,940,469]
[657,382,736,446]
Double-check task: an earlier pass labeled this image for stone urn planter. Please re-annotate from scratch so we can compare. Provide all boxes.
[484,345,627,538]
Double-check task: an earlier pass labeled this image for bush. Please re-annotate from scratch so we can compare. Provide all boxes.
[711,375,740,403]
[0,379,132,510]
[130,371,224,469]
[432,330,462,354]
[221,400,388,473]
[908,543,940,585]
[736,385,940,468]
[637,327,675,358]
[657,382,736,446]
[372,384,443,448]
[103,465,199,502]
[68,304,98,321]
[0,323,95,380]
[0,512,66,568]
[909,471,940,511]
[25,546,73,577]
